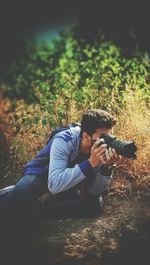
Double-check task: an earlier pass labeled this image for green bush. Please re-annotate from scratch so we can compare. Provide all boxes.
[1,30,150,128]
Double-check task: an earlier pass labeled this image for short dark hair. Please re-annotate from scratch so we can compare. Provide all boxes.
[81,109,116,136]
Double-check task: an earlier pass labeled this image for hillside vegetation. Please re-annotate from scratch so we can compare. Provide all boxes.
[0,30,150,190]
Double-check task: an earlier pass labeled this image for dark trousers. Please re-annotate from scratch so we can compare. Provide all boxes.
[0,175,103,265]
[0,174,102,220]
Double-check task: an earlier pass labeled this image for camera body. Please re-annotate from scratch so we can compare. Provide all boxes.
[96,134,137,159]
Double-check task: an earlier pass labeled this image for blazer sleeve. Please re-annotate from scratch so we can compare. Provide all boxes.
[48,138,96,194]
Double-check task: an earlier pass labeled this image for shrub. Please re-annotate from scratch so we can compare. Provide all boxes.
[1,30,149,128]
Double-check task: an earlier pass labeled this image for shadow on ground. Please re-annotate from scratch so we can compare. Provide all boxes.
[100,218,150,265]
[1,194,149,265]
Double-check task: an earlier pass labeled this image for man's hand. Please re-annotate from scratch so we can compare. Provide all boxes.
[89,140,107,168]
[89,139,122,168]
[104,147,122,166]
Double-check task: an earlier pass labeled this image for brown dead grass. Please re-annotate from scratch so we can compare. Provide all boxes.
[0,90,150,191]
[111,90,150,192]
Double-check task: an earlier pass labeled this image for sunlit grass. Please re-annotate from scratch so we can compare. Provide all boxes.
[3,88,149,193]
[110,90,150,192]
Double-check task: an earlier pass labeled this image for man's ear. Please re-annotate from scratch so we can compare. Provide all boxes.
[82,132,91,142]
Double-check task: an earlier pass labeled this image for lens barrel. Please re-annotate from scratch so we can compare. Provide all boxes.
[101,134,137,159]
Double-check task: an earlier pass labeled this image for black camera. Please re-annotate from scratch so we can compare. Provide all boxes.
[97,134,137,159]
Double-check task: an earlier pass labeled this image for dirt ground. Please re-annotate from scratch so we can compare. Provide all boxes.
[27,191,149,265]
[0,175,149,265]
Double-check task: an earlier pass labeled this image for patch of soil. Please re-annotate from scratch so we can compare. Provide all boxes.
[28,192,149,265]
[1,192,150,265]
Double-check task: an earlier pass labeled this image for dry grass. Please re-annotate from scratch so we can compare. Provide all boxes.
[111,90,150,192]
[1,91,150,191]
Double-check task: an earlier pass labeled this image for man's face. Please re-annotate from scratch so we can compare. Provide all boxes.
[82,128,111,154]
[91,128,111,144]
